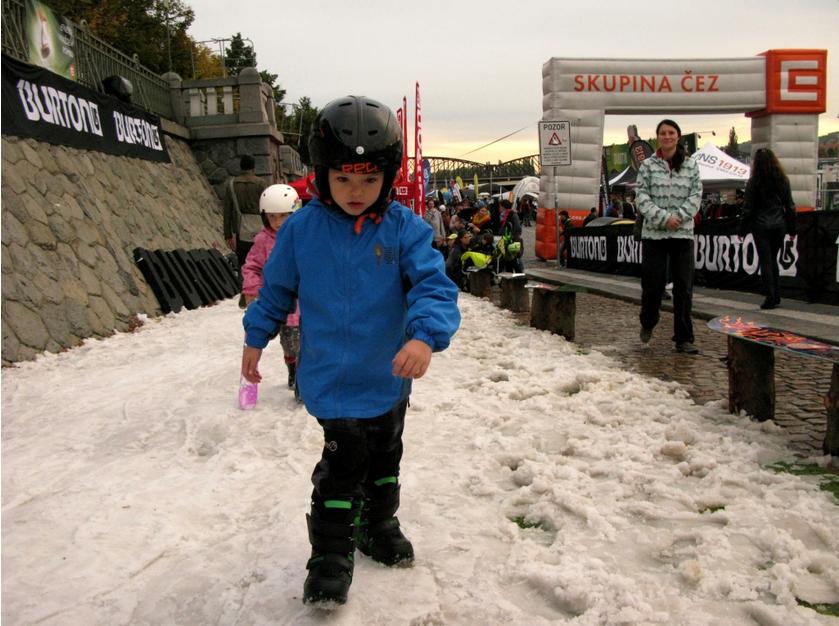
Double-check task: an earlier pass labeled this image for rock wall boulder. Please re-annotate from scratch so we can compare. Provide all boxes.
[1,134,227,364]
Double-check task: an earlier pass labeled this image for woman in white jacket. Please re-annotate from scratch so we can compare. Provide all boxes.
[424,199,447,254]
[635,119,703,354]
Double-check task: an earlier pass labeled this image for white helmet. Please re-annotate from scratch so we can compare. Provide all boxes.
[260,184,301,214]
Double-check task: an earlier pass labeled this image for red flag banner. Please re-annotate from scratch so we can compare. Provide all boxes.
[401,96,409,187]
[414,82,423,215]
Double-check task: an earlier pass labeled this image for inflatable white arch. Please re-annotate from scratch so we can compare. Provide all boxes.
[541,49,827,214]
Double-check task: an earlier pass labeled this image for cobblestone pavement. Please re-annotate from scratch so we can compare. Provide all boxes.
[500,226,833,458]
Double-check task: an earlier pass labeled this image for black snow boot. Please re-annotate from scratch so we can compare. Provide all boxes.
[287,361,297,389]
[356,480,414,567]
[302,500,356,606]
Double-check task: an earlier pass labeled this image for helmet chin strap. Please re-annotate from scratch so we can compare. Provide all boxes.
[354,212,382,234]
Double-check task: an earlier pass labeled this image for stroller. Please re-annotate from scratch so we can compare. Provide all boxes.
[458,230,497,291]
[494,233,523,274]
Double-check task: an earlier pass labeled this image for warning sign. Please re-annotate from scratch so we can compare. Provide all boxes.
[538,120,572,166]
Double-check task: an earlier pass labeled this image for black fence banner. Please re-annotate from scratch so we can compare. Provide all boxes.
[567,213,839,305]
[1,53,170,163]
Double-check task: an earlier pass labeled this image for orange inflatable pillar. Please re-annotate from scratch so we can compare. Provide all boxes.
[535,207,557,260]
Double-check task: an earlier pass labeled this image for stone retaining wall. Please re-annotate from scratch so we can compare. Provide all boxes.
[191,136,278,200]
[1,134,227,365]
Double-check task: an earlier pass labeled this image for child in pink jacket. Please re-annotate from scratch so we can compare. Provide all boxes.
[242,184,302,390]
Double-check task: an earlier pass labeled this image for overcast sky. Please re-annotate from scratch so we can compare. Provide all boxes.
[185,0,839,163]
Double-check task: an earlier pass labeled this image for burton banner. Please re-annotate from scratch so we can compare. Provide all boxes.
[1,53,170,163]
[566,213,839,305]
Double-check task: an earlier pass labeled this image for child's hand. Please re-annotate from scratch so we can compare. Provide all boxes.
[392,339,432,379]
[244,295,256,306]
[242,346,263,383]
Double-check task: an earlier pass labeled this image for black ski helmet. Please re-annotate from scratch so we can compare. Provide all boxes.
[308,96,403,212]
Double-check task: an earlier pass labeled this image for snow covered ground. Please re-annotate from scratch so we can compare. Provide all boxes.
[2,295,838,625]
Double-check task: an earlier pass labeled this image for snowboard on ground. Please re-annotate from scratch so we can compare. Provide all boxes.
[707,315,839,363]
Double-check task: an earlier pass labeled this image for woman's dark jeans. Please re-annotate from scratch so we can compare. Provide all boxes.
[754,228,785,302]
[640,238,695,344]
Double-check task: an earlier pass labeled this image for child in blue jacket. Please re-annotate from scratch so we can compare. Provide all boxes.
[241,96,460,606]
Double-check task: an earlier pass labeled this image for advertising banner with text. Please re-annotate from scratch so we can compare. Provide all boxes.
[566,213,839,305]
[2,53,171,163]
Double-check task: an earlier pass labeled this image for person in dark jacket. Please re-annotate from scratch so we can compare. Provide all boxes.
[488,198,501,234]
[497,199,523,273]
[738,148,796,309]
[224,154,268,307]
[224,155,268,268]
[445,229,472,290]
[557,210,571,267]
[622,191,637,220]
[241,96,460,606]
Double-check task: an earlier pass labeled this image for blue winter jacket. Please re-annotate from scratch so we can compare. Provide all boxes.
[243,198,461,419]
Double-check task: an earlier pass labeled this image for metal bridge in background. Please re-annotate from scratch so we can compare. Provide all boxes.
[418,155,541,192]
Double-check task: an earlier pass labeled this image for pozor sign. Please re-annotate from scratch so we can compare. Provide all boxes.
[540,49,827,214]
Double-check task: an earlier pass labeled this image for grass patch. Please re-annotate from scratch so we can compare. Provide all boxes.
[511,516,542,530]
[699,505,725,514]
[765,462,839,503]
[796,598,839,617]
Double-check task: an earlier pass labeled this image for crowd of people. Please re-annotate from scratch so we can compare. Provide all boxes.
[603,187,744,224]
[423,193,529,291]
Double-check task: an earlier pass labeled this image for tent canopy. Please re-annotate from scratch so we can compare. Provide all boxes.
[508,176,539,207]
[605,144,750,192]
[609,166,637,187]
[690,142,750,188]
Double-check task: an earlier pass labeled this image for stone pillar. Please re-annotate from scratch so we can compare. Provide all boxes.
[162,71,184,125]
[237,67,265,124]
[262,84,277,128]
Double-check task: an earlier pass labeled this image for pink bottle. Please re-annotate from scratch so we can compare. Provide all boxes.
[239,376,258,410]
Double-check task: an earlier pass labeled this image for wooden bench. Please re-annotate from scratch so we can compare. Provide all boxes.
[497,273,530,312]
[708,316,839,457]
[527,282,585,341]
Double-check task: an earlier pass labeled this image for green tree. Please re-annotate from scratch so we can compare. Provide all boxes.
[223,33,285,107]
[223,32,255,76]
[723,127,740,159]
[258,69,286,107]
[280,97,320,164]
[51,0,195,76]
[189,41,222,79]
